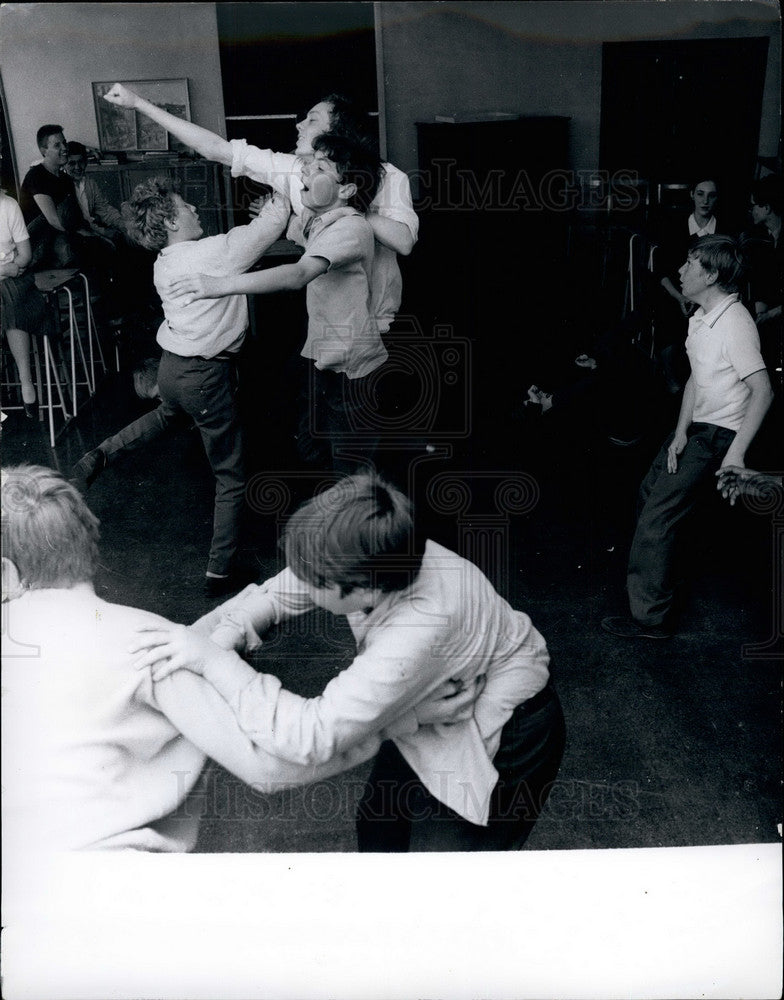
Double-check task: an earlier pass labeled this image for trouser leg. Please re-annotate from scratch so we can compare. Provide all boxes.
[99,403,177,460]
[356,684,566,852]
[169,354,245,576]
[626,423,735,626]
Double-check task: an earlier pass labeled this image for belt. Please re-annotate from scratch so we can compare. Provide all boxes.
[197,351,237,363]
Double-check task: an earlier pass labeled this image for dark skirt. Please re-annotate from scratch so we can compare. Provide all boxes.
[0,272,52,337]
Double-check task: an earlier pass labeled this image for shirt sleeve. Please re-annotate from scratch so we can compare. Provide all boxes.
[225,623,459,765]
[369,163,419,240]
[304,216,368,271]
[206,194,292,275]
[4,197,29,242]
[725,306,766,380]
[151,666,381,792]
[229,140,301,202]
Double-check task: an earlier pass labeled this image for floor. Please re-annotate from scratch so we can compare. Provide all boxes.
[1,247,781,855]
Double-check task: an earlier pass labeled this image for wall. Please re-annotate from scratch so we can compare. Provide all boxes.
[0,2,226,183]
[377,0,781,175]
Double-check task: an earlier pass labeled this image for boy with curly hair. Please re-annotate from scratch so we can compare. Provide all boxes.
[72,177,290,595]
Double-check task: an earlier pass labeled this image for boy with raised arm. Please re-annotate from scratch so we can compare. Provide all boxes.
[168,132,386,473]
[101,82,417,335]
[131,474,567,852]
[72,178,290,595]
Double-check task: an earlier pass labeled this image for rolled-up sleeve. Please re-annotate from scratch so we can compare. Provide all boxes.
[229,140,301,202]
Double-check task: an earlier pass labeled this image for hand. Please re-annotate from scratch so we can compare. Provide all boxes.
[575,354,598,370]
[166,273,220,304]
[129,623,220,681]
[667,430,687,473]
[0,260,21,278]
[103,83,138,109]
[715,465,748,506]
[415,675,487,726]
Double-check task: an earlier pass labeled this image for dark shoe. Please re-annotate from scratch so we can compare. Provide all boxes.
[601,616,673,640]
[23,399,37,419]
[71,448,107,490]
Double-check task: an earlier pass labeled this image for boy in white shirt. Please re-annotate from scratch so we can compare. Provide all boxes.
[603,235,773,639]
[131,473,566,852]
[72,178,290,594]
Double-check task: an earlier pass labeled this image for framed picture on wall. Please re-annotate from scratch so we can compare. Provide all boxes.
[92,79,191,153]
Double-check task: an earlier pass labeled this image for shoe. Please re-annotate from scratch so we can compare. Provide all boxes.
[203,570,254,599]
[601,616,673,640]
[71,448,107,490]
[23,400,37,419]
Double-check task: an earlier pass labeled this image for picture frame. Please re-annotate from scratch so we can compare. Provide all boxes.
[92,79,191,153]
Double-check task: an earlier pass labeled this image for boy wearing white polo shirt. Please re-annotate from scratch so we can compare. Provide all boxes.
[603,235,773,639]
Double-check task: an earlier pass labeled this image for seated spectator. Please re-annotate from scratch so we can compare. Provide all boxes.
[19,124,83,268]
[64,141,124,238]
[1,186,53,416]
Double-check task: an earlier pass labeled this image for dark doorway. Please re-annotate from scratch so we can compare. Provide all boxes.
[600,38,769,221]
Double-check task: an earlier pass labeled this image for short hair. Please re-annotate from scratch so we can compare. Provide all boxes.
[66,140,88,161]
[311,133,381,213]
[751,175,783,218]
[283,474,424,596]
[319,93,376,147]
[688,234,747,293]
[36,124,64,153]
[1,465,100,589]
[123,176,179,251]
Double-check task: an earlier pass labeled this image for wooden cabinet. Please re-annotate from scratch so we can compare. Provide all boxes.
[86,158,229,236]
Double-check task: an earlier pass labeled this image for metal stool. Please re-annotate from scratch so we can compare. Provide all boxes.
[34,268,104,417]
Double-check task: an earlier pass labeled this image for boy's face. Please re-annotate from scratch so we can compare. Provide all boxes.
[168,193,203,242]
[679,252,715,301]
[295,102,333,156]
[65,154,87,182]
[300,151,347,212]
[300,579,377,616]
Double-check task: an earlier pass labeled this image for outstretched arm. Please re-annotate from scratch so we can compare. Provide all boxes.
[103,83,232,166]
[166,255,328,303]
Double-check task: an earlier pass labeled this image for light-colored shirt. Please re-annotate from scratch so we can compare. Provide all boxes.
[686,293,766,431]
[1,586,380,855]
[193,541,551,826]
[155,196,290,358]
[229,141,419,333]
[0,192,28,262]
[301,206,387,379]
[687,213,717,238]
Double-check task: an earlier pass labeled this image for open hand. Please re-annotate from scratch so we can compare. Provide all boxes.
[667,431,687,473]
[415,675,486,726]
[165,274,219,304]
[129,623,219,681]
[103,83,138,109]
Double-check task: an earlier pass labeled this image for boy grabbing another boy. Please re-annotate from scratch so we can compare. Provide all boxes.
[167,133,386,474]
[131,474,567,852]
[73,179,290,595]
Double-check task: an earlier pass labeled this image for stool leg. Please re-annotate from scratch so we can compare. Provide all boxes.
[44,335,56,447]
[79,272,107,381]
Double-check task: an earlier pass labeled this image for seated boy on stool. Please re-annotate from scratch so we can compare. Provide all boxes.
[131,473,567,851]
